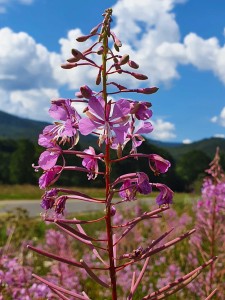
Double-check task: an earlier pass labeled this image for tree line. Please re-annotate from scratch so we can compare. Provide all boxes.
[0,138,224,192]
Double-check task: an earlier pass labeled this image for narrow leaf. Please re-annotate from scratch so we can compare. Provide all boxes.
[80,259,110,288]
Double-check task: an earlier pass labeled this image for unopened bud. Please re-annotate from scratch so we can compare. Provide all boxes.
[96,69,101,85]
[128,60,139,69]
[137,87,159,94]
[76,34,92,42]
[110,205,116,216]
[131,72,148,80]
[61,63,77,69]
[119,54,130,65]
[67,57,79,63]
[90,23,101,34]
[80,85,93,99]
[114,43,120,52]
[97,46,104,55]
[75,91,83,98]
[71,49,83,61]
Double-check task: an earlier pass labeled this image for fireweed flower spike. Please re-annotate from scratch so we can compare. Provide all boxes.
[29,8,215,300]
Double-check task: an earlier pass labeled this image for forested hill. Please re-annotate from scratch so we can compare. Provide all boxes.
[0,109,225,159]
[150,137,225,160]
[0,110,49,141]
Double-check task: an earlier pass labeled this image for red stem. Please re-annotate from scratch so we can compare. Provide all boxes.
[101,12,118,299]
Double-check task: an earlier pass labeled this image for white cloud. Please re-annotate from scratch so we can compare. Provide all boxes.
[0,27,57,91]
[0,0,34,13]
[211,107,225,127]
[182,139,192,144]
[214,134,225,138]
[1,88,59,121]
[150,118,176,140]
[111,0,225,86]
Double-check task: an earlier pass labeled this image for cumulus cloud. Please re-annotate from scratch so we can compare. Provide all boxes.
[211,107,225,127]
[150,118,176,140]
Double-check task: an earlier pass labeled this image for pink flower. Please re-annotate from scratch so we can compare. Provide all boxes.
[154,183,174,206]
[80,146,102,180]
[41,99,81,147]
[38,147,61,171]
[130,101,152,120]
[119,172,151,201]
[39,166,62,189]
[79,97,130,145]
[149,154,171,175]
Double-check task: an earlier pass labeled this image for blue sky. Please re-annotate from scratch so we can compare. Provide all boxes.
[0,0,225,143]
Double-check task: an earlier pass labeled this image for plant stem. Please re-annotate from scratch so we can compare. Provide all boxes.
[101,19,118,300]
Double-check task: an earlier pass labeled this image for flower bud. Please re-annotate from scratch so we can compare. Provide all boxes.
[137,87,159,94]
[131,72,148,80]
[90,23,101,34]
[97,46,104,55]
[119,54,130,65]
[61,63,77,69]
[128,60,139,69]
[114,43,120,52]
[96,69,101,85]
[80,85,93,99]
[71,49,83,61]
[76,34,92,42]
[110,205,116,216]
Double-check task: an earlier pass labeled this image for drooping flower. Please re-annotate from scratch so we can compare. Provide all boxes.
[149,154,171,175]
[136,172,152,195]
[39,166,62,189]
[119,179,137,201]
[41,188,58,210]
[130,101,152,120]
[119,172,151,201]
[154,183,174,206]
[80,146,102,180]
[130,121,153,154]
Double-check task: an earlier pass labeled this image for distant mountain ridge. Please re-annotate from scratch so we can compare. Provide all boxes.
[0,110,224,159]
[0,110,49,141]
